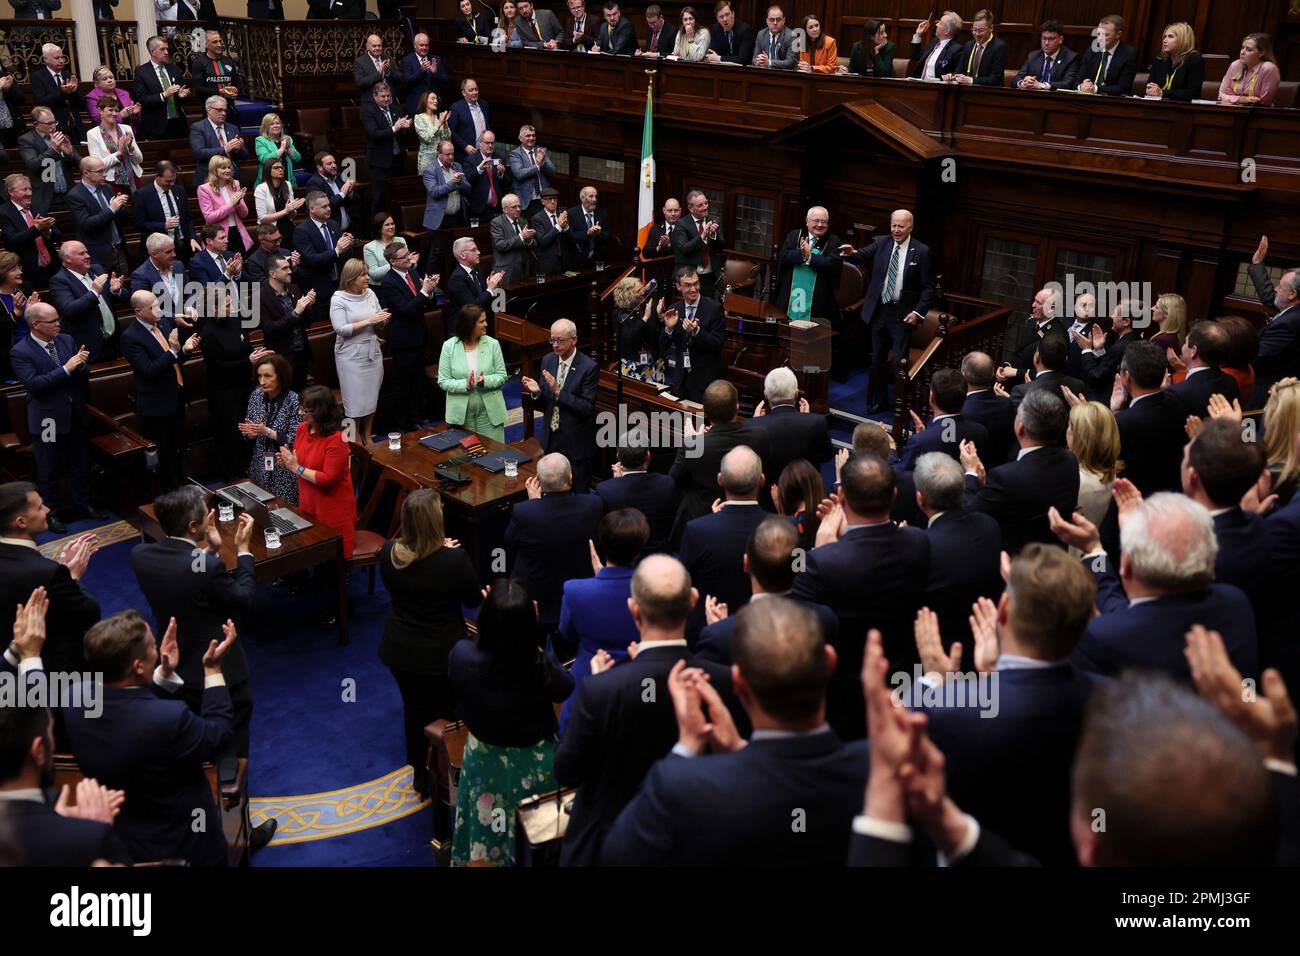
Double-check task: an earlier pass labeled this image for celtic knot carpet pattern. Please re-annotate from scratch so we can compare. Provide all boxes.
[250,768,431,845]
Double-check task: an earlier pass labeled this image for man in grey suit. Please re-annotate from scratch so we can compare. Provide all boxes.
[421,139,471,276]
[752,6,797,69]
[508,0,565,47]
[491,193,536,284]
[353,33,392,94]
[507,124,556,217]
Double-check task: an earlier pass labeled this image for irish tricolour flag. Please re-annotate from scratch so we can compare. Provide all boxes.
[636,82,655,252]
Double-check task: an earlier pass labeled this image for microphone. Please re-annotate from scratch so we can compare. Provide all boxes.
[635,278,659,306]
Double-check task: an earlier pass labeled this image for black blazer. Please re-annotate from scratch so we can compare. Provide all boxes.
[707,20,755,65]
[377,541,481,676]
[643,22,677,56]
[534,349,599,467]
[505,493,604,623]
[66,182,131,268]
[747,403,834,483]
[530,208,568,275]
[1165,367,1238,419]
[1075,42,1138,95]
[257,279,310,359]
[909,35,964,78]
[955,35,1008,85]
[16,131,79,213]
[0,799,131,866]
[377,268,434,351]
[132,60,188,139]
[1006,315,1069,380]
[896,412,990,471]
[132,183,196,259]
[695,597,840,665]
[963,445,1081,553]
[361,99,407,171]
[923,508,1004,654]
[448,639,572,747]
[30,67,85,139]
[679,503,769,634]
[454,11,495,42]
[0,542,101,675]
[601,731,871,865]
[1079,330,1139,402]
[1147,52,1205,102]
[659,295,725,403]
[774,228,843,323]
[554,644,741,866]
[129,537,255,686]
[1010,369,1086,411]
[0,200,63,280]
[791,523,931,738]
[1115,391,1187,495]
[595,471,680,553]
[189,51,245,113]
[668,419,774,530]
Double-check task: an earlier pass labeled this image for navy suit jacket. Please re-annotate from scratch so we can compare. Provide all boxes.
[747,404,833,481]
[595,16,638,55]
[964,445,1080,554]
[132,60,188,138]
[678,503,768,634]
[504,492,604,623]
[0,799,131,866]
[1014,46,1083,90]
[568,205,610,264]
[186,248,237,288]
[668,419,773,528]
[658,295,725,403]
[463,153,510,217]
[377,268,433,351]
[0,541,100,676]
[707,21,756,65]
[601,731,871,866]
[9,332,91,435]
[955,35,1009,85]
[1262,499,1300,691]
[47,267,125,359]
[292,218,342,293]
[923,508,1004,654]
[897,413,990,471]
[188,119,248,187]
[119,317,185,415]
[66,181,130,267]
[1248,268,1300,407]
[0,201,63,279]
[130,258,190,320]
[1166,367,1239,420]
[1075,42,1138,95]
[696,597,840,666]
[962,389,1018,464]
[302,173,359,232]
[1079,330,1139,402]
[1115,391,1187,496]
[1212,508,1273,616]
[853,236,935,327]
[447,97,491,157]
[1074,552,1258,682]
[132,183,196,258]
[595,471,680,553]
[398,51,451,114]
[62,682,233,866]
[909,36,964,78]
[444,264,496,325]
[535,349,599,467]
[30,67,85,139]
[556,565,639,730]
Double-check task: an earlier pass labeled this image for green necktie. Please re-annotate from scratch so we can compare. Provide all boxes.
[158,65,180,119]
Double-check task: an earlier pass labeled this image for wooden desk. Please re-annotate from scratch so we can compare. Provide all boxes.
[130,494,351,644]
[721,295,835,413]
[368,425,544,576]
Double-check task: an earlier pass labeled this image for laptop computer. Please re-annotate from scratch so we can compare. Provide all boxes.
[188,478,313,537]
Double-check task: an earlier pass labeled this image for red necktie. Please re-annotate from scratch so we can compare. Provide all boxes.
[405,271,417,294]
[21,208,51,267]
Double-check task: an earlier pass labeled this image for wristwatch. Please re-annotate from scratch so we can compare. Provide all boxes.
[297,465,306,475]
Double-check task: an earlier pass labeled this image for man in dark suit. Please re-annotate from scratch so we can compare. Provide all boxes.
[671,189,724,299]
[1014,19,1082,91]
[131,233,191,325]
[47,241,129,363]
[641,5,677,55]
[640,196,681,260]
[120,290,200,490]
[559,0,601,51]
[695,516,839,666]
[0,482,100,669]
[947,9,1008,85]
[1009,333,1085,410]
[463,130,510,221]
[844,209,935,413]
[188,96,249,190]
[595,442,680,553]
[66,157,131,278]
[504,453,604,628]
[399,33,451,114]
[30,44,84,141]
[898,368,991,470]
[748,366,833,481]
[130,485,259,757]
[447,79,490,160]
[17,108,79,212]
[422,140,471,277]
[307,0,364,17]
[705,1,755,65]
[521,319,599,492]
[568,186,610,266]
[241,223,289,284]
[1078,303,1139,402]
[774,206,843,325]
[531,188,570,276]
[960,351,1018,464]
[915,452,1003,651]
[64,610,241,866]
[353,33,393,95]
[1113,341,1187,496]
[1247,237,1300,407]
[678,445,769,635]
[909,12,964,80]
[361,82,411,217]
[189,31,245,117]
[669,380,773,532]
[791,453,931,738]
[445,237,504,334]
[294,193,354,325]
[258,253,313,391]
[593,0,638,54]
[1074,14,1138,96]
[851,420,920,526]
[133,36,190,141]
[603,595,867,865]
[1051,493,1258,683]
[0,704,130,867]
[999,287,1069,389]
[376,243,438,430]
[555,553,741,865]
[133,161,197,262]
[1167,321,1240,418]
[962,388,1080,553]
[8,304,103,529]
[303,153,361,234]
[659,267,725,404]
[187,224,243,292]
[1,172,62,291]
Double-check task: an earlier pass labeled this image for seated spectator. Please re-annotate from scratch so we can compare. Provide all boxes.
[849,19,895,77]
[670,6,710,62]
[637,4,677,57]
[705,0,755,65]
[557,508,647,727]
[751,5,796,69]
[1074,14,1138,96]
[1219,33,1279,106]
[238,352,300,504]
[449,579,572,866]
[1014,19,1081,91]
[1146,21,1205,102]
[947,9,1007,86]
[1067,400,1120,529]
[899,367,991,469]
[796,15,843,74]
[592,1,637,55]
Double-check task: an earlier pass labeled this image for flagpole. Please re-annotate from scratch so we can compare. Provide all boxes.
[622,69,657,418]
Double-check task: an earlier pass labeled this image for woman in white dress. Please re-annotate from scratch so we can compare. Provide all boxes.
[1068,400,1121,531]
[671,7,711,61]
[330,258,390,442]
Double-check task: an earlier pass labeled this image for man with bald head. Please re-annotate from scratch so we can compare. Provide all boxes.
[67,156,131,278]
[555,553,741,866]
[641,197,682,259]
[504,452,604,633]
[522,319,599,492]
[47,240,129,362]
[775,206,843,325]
[399,33,451,114]
[841,209,935,413]
[602,595,869,865]
[960,350,1017,463]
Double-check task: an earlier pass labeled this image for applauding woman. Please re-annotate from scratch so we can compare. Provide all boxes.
[239,352,301,504]
[254,113,301,187]
[1146,22,1204,102]
[438,304,507,443]
[413,91,452,175]
[330,258,389,443]
[198,156,252,257]
[87,99,144,193]
[254,157,305,252]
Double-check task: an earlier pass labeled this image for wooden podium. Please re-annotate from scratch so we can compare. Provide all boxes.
[721,294,835,413]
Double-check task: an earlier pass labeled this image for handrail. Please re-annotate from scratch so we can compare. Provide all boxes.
[599,262,638,301]
[85,403,154,452]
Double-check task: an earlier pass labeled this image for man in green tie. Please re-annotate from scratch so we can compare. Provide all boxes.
[1074,14,1138,97]
[133,36,192,140]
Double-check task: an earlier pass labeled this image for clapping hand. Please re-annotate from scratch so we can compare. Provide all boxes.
[57,534,96,581]
[1048,506,1102,554]
[277,445,298,472]
[590,649,616,675]
[588,539,604,574]
[55,778,125,826]
[1207,392,1243,422]
[967,596,1000,672]
[10,586,49,661]
[542,369,560,395]
[958,439,984,483]
[704,594,729,625]
[1186,624,1297,762]
[158,616,180,679]
[202,619,238,674]
[525,475,542,499]
[914,607,960,680]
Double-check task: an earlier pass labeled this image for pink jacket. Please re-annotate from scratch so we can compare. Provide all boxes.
[197,182,252,250]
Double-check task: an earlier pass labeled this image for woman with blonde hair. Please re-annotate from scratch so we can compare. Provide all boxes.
[254,113,301,187]
[1219,33,1280,107]
[85,65,141,126]
[330,257,390,442]
[670,7,710,61]
[198,155,252,256]
[1264,379,1300,507]
[612,276,659,369]
[1146,22,1204,102]
[1068,400,1121,528]
[1149,292,1188,354]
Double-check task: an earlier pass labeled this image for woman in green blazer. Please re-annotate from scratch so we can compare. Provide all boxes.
[254,113,302,187]
[438,305,508,444]
[849,20,896,77]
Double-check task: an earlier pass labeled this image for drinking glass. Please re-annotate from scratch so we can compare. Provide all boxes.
[264,528,281,550]
[388,432,402,451]
[218,502,234,523]
[503,457,518,478]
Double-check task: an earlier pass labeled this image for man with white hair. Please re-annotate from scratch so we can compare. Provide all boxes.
[909,12,964,80]
[522,319,600,492]
[1246,236,1300,406]
[444,236,505,335]
[508,124,555,216]
[504,452,604,632]
[187,94,248,189]
[47,240,128,362]
[567,185,609,266]
[130,232,190,322]
[748,365,832,482]
[30,43,84,140]
[398,33,451,114]
[1049,491,1259,682]
[775,206,843,325]
[489,193,536,284]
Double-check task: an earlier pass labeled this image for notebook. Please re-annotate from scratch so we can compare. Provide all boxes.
[419,429,472,451]
[474,449,534,473]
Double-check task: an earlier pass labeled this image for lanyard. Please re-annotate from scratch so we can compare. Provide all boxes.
[1162,64,1178,92]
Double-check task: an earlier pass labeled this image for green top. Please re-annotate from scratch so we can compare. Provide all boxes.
[848,40,896,78]
[254,134,302,187]
[438,335,508,427]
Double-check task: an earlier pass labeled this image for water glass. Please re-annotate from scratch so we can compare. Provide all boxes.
[503,457,518,478]
[218,502,234,523]
[264,528,281,550]
[388,432,402,451]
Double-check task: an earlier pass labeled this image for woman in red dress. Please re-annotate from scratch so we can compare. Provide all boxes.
[278,385,355,620]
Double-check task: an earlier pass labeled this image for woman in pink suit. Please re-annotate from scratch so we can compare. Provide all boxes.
[197,155,253,257]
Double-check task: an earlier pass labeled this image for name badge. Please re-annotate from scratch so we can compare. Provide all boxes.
[264,456,275,473]
[683,351,691,370]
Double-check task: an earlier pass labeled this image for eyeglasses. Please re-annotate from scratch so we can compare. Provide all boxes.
[549,337,574,345]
